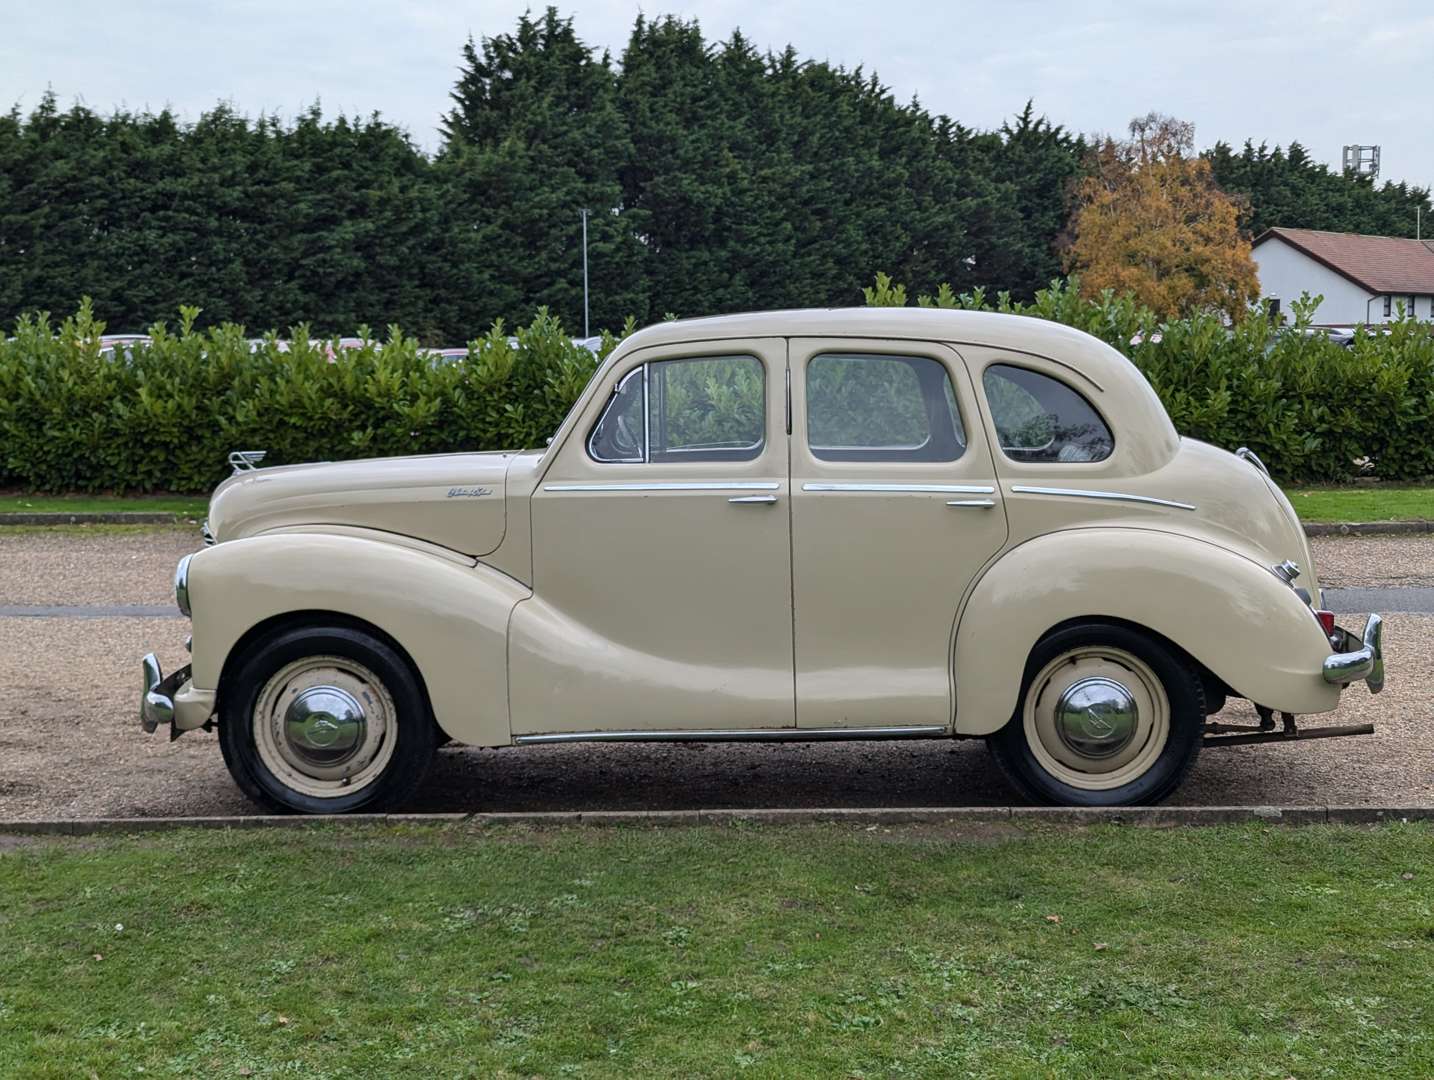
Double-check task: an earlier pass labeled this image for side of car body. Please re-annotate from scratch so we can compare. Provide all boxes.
[142,308,1383,810]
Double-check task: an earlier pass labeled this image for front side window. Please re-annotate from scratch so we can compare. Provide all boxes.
[982,363,1113,463]
[589,355,765,463]
[806,353,965,462]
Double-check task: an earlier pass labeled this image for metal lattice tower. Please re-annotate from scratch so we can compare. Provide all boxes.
[1342,145,1380,180]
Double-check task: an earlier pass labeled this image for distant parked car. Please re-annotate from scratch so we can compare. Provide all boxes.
[98,334,152,358]
[423,347,471,363]
[140,308,1383,813]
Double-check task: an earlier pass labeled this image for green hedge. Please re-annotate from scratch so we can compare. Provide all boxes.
[0,303,618,493]
[3,285,1434,493]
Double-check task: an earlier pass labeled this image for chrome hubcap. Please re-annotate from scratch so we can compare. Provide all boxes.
[252,655,398,799]
[1054,676,1138,759]
[1022,645,1170,792]
[284,686,366,767]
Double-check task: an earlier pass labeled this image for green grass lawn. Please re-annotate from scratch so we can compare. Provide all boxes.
[2,822,1431,1078]
[1287,486,1434,523]
[0,492,207,516]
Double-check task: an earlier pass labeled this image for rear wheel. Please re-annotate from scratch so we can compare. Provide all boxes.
[987,623,1204,806]
[218,624,438,814]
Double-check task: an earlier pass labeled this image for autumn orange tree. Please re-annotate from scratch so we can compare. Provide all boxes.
[1067,113,1259,320]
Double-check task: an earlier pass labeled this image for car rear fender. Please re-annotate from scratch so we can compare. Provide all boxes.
[952,527,1341,735]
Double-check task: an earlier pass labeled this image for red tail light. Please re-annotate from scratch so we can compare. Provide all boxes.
[1315,610,1336,636]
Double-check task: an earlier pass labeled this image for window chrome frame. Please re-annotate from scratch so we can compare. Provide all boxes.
[587,365,648,464]
[804,351,967,464]
[587,355,767,465]
[981,362,1116,465]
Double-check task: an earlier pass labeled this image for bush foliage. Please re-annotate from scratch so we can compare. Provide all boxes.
[3,285,1433,493]
[0,302,616,494]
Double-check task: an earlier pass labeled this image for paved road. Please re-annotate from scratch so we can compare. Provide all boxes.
[1325,588,1434,614]
[3,586,1431,619]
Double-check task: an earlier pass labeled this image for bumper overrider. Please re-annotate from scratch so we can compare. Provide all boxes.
[1322,613,1384,693]
[139,553,217,739]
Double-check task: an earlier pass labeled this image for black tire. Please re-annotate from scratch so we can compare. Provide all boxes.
[986,622,1204,807]
[218,624,439,814]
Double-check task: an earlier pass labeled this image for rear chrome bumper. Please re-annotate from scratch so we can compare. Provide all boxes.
[1322,613,1384,693]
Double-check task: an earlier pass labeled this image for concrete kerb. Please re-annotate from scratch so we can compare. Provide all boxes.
[1302,520,1434,537]
[4,805,1433,836]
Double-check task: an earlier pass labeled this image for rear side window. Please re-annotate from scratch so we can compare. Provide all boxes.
[982,364,1113,463]
[806,353,965,462]
[588,355,766,463]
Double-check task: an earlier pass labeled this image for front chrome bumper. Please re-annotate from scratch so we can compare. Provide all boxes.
[1322,613,1384,693]
[141,653,192,738]
[141,652,216,739]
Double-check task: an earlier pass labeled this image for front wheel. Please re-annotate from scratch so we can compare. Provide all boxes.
[986,623,1204,806]
[218,624,439,814]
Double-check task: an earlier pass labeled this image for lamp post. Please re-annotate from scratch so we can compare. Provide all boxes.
[580,208,590,339]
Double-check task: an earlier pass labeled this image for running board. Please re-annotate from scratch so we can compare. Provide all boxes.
[512,725,949,746]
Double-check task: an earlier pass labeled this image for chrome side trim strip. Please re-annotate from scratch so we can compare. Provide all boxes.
[513,724,949,745]
[544,481,782,493]
[802,482,995,494]
[1009,485,1196,511]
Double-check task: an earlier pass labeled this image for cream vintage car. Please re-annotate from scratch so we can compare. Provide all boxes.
[139,308,1384,812]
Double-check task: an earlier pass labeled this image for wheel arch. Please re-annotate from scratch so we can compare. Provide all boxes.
[952,527,1339,735]
[219,609,437,726]
[1021,613,1226,713]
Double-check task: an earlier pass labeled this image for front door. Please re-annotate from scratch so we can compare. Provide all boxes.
[788,338,1009,730]
[510,338,795,735]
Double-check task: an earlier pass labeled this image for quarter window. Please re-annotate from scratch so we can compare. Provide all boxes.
[588,355,765,464]
[806,354,965,462]
[982,364,1113,463]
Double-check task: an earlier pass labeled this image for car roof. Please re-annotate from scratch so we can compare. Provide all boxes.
[618,307,1135,390]
[627,304,1087,350]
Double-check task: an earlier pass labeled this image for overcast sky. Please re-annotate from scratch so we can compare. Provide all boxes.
[6,1,1432,193]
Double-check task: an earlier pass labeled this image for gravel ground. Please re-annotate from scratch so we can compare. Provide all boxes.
[0,527,1430,819]
[1312,533,1434,588]
[0,525,198,606]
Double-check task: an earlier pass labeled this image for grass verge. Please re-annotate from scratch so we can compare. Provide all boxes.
[1288,486,1434,523]
[2,821,1431,1077]
[0,492,207,516]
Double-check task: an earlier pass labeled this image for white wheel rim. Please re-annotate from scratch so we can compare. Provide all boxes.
[1022,646,1169,791]
[252,655,398,800]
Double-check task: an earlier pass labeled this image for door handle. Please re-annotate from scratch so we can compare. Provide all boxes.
[946,499,996,508]
[729,495,778,505]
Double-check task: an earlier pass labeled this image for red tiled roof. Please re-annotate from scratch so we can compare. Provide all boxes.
[1255,227,1434,294]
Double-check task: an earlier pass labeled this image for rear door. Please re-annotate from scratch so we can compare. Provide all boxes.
[788,338,1008,730]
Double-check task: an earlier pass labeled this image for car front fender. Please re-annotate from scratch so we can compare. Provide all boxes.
[186,530,530,746]
[952,527,1341,735]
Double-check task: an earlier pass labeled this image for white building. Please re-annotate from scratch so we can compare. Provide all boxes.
[1252,227,1434,326]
